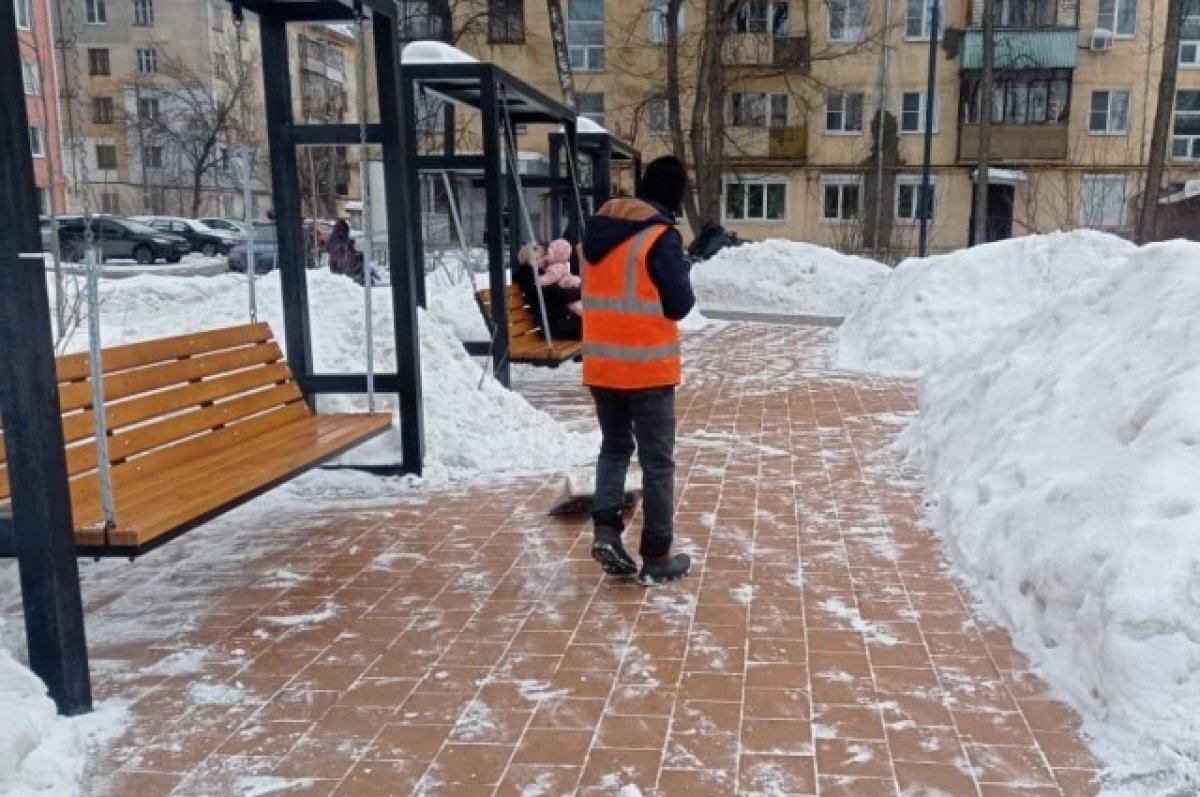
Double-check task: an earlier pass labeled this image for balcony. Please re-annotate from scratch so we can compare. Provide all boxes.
[722,33,810,71]
[724,125,807,161]
[960,28,1078,70]
[958,123,1069,161]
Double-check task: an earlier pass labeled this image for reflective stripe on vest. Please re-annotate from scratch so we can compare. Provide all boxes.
[582,341,682,360]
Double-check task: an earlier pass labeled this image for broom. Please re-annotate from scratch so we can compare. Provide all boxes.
[548,468,643,516]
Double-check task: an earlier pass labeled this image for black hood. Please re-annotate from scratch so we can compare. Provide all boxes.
[581,197,675,266]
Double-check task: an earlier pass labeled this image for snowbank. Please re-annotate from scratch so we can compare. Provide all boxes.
[0,613,125,797]
[55,270,598,485]
[838,230,1136,374]
[691,239,889,317]
[902,240,1200,790]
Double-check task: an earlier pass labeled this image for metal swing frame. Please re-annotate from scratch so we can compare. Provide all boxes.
[399,57,589,389]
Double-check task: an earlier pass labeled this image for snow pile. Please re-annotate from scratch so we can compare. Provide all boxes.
[56,270,598,484]
[902,239,1200,789]
[838,230,1136,374]
[691,239,889,316]
[0,615,126,797]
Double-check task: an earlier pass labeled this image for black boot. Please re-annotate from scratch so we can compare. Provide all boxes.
[591,527,637,576]
[639,553,691,586]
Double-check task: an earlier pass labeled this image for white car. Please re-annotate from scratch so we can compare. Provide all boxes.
[130,216,242,257]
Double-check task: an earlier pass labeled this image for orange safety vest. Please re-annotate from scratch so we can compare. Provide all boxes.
[582,224,682,389]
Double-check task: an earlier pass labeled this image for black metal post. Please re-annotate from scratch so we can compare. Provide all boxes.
[399,74,427,309]
[377,15,425,474]
[260,15,314,382]
[594,144,612,210]
[549,135,564,238]
[0,0,91,716]
[562,120,588,244]
[918,0,939,257]
[480,74,510,387]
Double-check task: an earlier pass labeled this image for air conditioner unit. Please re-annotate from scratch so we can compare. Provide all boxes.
[1090,29,1115,51]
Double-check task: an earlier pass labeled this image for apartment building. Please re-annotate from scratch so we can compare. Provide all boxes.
[291,23,362,219]
[55,0,269,218]
[403,0,1200,256]
[16,0,66,216]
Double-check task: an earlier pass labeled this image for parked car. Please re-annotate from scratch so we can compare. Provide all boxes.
[56,215,191,264]
[131,215,239,257]
[198,217,252,237]
[227,223,280,274]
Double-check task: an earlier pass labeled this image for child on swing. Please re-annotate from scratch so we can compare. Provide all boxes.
[517,237,583,340]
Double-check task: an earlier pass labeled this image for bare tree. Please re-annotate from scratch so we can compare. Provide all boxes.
[129,48,257,217]
[972,0,995,245]
[1136,0,1187,242]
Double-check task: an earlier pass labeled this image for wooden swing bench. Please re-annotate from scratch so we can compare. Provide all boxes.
[0,323,392,558]
[475,284,582,366]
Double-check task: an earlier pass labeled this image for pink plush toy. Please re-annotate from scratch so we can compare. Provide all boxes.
[537,238,583,316]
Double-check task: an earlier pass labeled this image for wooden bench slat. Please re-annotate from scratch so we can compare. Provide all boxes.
[56,340,284,414]
[55,323,273,382]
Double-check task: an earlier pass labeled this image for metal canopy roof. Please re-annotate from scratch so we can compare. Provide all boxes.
[550,130,640,162]
[402,63,577,126]
[231,0,396,22]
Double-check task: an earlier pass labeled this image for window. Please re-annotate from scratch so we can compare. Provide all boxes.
[28,125,45,157]
[896,176,936,222]
[829,0,868,42]
[92,96,114,124]
[145,146,164,169]
[724,179,787,221]
[1080,174,1127,227]
[578,92,605,126]
[138,97,161,121]
[137,48,158,74]
[569,0,605,72]
[1089,90,1130,134]
[210,0,224,30]
[15,0,32,29]
[1173,90,1200,159]
[648,97,669,133]
[21,61,40,95]
[822,176,861,221]
[415,90,445,132]
[729,92,789,127]
[650,0,686,42]
[900,91,938,133]
[488,0,525,42]
[906,0,940,38]
[732,0,790,34]
[88,48,110,75]
[85,0,106,23]
[397,1,449,40]
[825,90,864,133]
[95,144,117,170]
[100,192,120,214]
[992,0,1055,26]
[1181,0,1200,65]
[214,53,228,78]
[1098,0,1136,35]
[36,186,51,216]
[134,0,153,24]
[963,72,1071,125]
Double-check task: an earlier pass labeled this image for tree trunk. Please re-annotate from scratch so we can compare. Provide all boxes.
[1137,0,1186,243]
[665,0,701,228]
[191,170,204,217]
[972,0,995,246]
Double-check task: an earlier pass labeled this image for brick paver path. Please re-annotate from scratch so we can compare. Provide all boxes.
[64,322,1103,796]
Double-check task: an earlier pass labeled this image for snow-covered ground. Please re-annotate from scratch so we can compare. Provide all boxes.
[51,253,229,279]
[691,239,890,317]
[837,231,1136,374]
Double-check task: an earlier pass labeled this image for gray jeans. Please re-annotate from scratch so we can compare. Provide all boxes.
[590,386,676,558]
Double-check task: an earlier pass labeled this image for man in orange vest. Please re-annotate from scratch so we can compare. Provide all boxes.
[581,156,695,586]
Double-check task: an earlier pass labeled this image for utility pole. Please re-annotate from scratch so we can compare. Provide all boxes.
[1137,0,1186,242]
[545,0,576,110]
[972,0,995,246]
[918,0,940,256]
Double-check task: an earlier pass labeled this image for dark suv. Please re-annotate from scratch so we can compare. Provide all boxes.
[57,216,191,264]
[131,216,240,257]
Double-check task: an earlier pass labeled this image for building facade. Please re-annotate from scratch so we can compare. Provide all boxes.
[54,0,269,218]
[404,0,1200,256]
[16,0,66,216]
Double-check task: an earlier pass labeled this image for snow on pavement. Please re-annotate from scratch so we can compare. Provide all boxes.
[837,230,1136,374]
[691,238,890,317]
[894,239,1200,792]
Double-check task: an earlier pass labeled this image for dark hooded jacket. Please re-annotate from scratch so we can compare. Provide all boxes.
[580,197,695,321]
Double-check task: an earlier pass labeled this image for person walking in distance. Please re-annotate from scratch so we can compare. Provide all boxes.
[581,156,695,586]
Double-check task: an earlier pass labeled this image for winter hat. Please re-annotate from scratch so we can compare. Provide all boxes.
[545,238,572,264]
[637,156,689,215]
